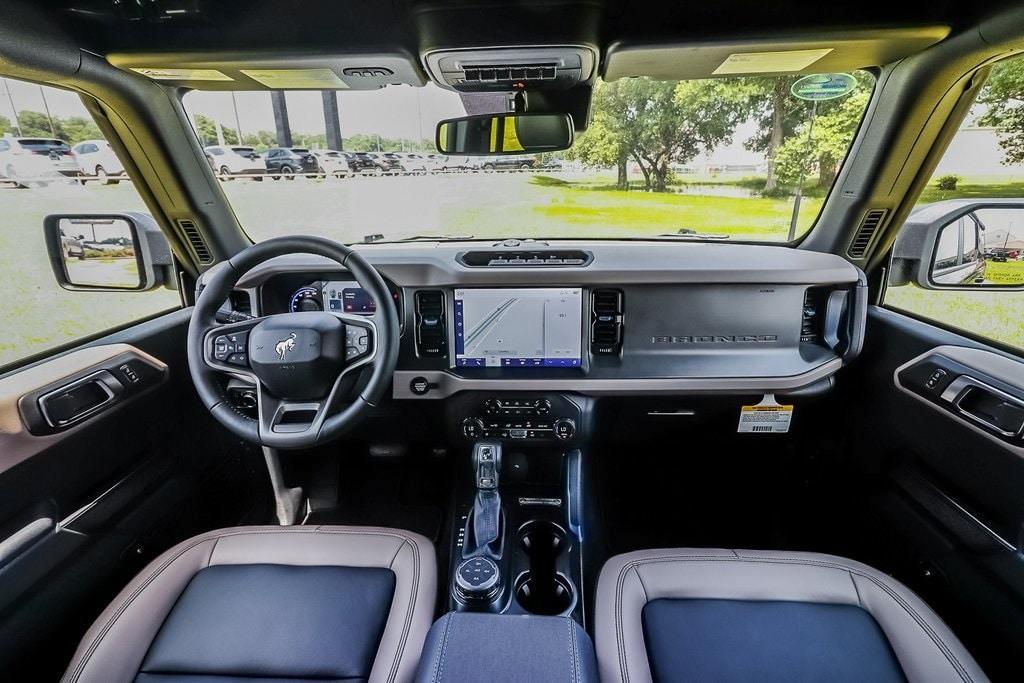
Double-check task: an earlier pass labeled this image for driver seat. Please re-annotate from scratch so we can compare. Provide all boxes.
[62,526,436,683]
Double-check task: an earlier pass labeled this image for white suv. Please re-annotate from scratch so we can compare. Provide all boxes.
[0,136,79,186]
[203,145,267,178]
[72,139,125,184]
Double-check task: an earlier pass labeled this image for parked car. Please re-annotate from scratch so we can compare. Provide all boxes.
[72,139,124,184]
[368,152,402,173]
[436,154,477,171]
[313,150,352,177]
[263,147,320,178]
[393,152,429,174]
[0,136,79,185]
[204,145,267,179]
[478,155,536,170]
[58,228,85,260]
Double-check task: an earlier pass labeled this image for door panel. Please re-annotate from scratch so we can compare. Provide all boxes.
[0,308,267,679]
[852,305,1024,678]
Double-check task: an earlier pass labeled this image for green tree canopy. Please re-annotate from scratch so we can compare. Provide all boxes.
[977,58,1024,165]
[772,89,871,188]
[569,77,749,191]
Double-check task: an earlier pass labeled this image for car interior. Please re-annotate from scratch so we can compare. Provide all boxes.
[1,1,1024,681]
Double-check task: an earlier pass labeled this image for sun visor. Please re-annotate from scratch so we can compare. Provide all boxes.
[107,51,427,90]
[603,26,950,81]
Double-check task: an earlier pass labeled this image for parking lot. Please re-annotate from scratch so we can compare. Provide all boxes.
[1,168,1021,366]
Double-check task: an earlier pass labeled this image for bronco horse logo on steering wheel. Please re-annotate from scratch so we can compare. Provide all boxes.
[275,332,297,360]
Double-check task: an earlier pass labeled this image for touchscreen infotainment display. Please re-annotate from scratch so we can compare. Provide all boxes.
[453,288,583,367]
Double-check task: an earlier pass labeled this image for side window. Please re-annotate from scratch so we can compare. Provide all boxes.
[885,56,1024,351]
[0,77,180,369]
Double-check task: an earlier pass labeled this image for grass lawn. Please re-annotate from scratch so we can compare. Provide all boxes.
[3,169,1022,369]
[885,284,1024,350]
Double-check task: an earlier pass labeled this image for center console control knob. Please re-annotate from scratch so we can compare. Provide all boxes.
[554,418,576,440]
[462,417,484,439]
[455,556,501,601]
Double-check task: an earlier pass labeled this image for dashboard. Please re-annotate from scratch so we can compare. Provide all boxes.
[214,239,866,401]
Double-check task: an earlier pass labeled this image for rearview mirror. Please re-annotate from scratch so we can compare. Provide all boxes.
[890,201,1024,290]
[436,113,573,155]
[44,213,175,291]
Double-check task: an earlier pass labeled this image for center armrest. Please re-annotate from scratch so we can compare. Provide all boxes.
[414,612,598,683]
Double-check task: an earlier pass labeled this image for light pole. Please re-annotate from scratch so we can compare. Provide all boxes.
[3,78,22,136]
[787,99,818,241]
[39,86,56,136]
[231,92,244,144]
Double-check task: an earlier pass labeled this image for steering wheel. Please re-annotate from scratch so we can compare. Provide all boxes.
[187,236,399,449]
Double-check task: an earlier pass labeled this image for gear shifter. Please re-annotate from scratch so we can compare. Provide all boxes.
[468,441,502,555]
[456,441,504,602]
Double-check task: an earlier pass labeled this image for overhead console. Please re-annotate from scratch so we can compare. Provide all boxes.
[424,46,596,92]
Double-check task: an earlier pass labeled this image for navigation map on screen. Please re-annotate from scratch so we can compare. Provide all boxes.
[453,288,583,368]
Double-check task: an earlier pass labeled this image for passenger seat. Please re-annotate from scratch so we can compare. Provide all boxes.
[595,548,986,682]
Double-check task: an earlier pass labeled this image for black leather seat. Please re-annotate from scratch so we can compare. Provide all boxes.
[596,548,987,683]
[62,526,436,683]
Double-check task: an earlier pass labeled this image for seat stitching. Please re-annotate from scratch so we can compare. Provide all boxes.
[437,610,456,682]
[614,554,973,683]
[566,617,575,683]
[570,618,582,683]
[387,538,420,683]
[429,613,452,683]
[66,527,420,683]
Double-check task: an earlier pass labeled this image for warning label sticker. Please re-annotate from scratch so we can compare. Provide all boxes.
[240,69,348,89]
[132,68,233,81]
[737,394,793,433]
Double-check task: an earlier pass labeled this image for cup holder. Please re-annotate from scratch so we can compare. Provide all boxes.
[515,573,574,615]
[516,521,574,615]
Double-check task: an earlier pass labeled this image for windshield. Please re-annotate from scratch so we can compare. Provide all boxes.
[183,73,873,244]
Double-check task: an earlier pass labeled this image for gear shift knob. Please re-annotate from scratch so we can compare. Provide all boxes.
[473,441,501,490]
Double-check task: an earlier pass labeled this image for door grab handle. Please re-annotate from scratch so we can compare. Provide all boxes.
[940,375,1024,438]
[38,370,118,429]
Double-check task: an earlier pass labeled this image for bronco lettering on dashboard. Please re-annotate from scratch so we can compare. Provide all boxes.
[650,335,779,344]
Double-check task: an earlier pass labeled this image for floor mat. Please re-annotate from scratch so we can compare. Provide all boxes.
[304,455,448,543]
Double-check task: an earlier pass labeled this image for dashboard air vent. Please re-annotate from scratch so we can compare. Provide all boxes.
[177,219,214,265]
[459,250,592,267]
[414,290,447,357]
[591,289,624,355]
[800,287,829,344]
[847,209,888,259]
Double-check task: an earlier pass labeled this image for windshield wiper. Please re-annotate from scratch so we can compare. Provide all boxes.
[363,233,476,244]
[654,229,730,241]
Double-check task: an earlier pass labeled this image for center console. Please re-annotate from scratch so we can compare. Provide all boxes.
[445,392,589,623]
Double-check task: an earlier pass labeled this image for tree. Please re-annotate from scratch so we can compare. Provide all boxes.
[58,116,102,145]
[0,114,10,136]
[743,76,803,194]
[772,89,871,188]
[566,80,637,189]
[16,111,56,137]
[977,58,1024,164]
[569,77,748,192]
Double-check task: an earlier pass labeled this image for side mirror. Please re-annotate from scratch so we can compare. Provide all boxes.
[44,213,175,292]
[890,200,1024,290]
[436,113,573,155]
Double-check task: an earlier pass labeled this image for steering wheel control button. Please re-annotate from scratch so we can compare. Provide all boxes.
[455,557,500,601]
[344,325,370,360]
[226,352,249,366]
